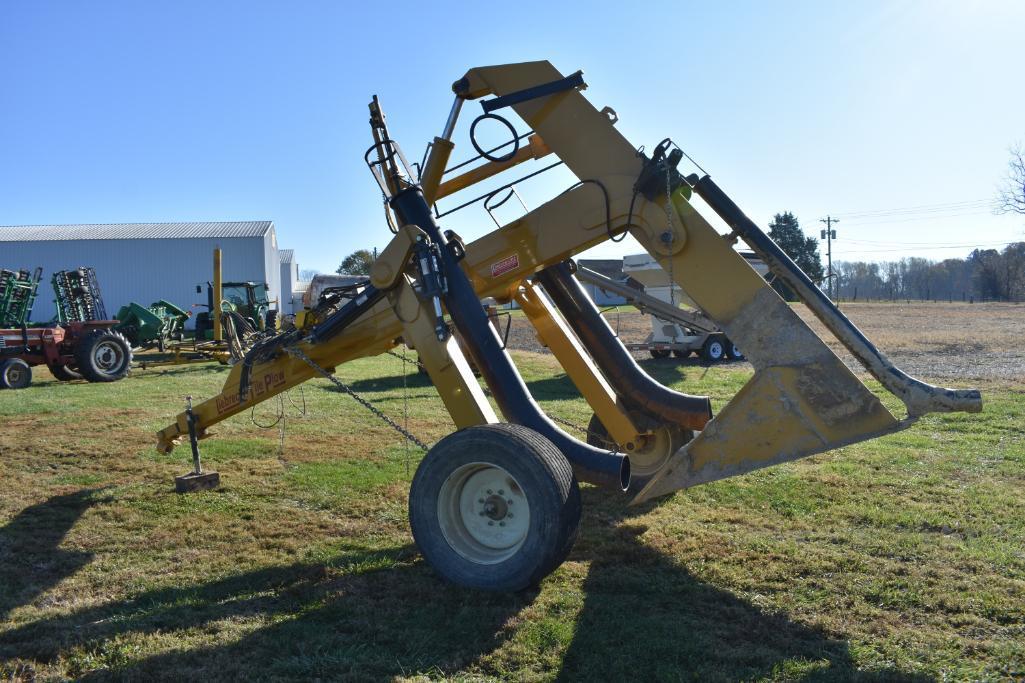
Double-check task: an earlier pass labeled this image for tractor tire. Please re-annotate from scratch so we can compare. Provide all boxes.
[74,329,133,383]
[724,338,744,361]
[49,364,82,382]
[672,349,691,359]
[409,424,581,592]
[194,312,210,341]
[649,348,671,359]
[701,335,727,363]
[265,310,278,331]
[0,359,32,389]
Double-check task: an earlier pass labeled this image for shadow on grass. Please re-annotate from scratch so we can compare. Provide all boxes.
[0,489,106,622]
[555,490,932,682]
[2,504,929,681]
[0,543,534,680]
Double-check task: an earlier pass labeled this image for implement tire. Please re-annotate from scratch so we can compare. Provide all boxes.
[409,424,581,592]
[0,359,32,389]
[701,334,727,363]
[50,364,82,382]
[74,329,133,383]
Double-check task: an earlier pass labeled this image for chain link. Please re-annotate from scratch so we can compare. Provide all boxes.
[285,345,429,451]
[386,350,608,446]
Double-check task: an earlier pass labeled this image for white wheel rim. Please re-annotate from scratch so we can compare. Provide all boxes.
[437,462,531,565]
[628,425,676,478]
[710,342,723,358]
[732,344,741,358]
[93,340,124,371]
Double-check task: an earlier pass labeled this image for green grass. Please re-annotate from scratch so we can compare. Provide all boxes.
[0,353,1022,681]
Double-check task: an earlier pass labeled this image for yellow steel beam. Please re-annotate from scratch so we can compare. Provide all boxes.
[515,281,643,447]
[435,134,551,201]
[388,276,496,429]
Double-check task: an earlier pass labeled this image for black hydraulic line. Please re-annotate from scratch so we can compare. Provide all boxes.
[309,284,386,343]
[536,262,712,431]
[688,173,981,416]
[434,161,564,218]
[389,187,629,490]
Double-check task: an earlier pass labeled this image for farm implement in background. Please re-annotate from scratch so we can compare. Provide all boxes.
[1,266,131,389]
[157,61,982,591]
[132,248,277,369]
[0,267,43,328]
[114,300,190,351]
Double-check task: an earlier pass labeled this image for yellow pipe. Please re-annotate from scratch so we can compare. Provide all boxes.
[213,247,222,342]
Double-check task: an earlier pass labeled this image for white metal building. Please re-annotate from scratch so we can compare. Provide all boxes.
[279,248,299,314]
[0,221,283,326]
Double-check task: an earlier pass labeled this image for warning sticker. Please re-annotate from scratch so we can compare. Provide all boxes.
[490,254,520,278]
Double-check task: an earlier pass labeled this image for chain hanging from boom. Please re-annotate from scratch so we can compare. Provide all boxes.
[285,345,430,451]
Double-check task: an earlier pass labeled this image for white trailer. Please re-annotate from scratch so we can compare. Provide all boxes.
[576,251,767,361]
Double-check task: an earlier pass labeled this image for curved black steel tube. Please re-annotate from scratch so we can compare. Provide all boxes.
[389,187,629,490]
[537,262,713,431]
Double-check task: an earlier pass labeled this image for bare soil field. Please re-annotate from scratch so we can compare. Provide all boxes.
[505,301,1025,383]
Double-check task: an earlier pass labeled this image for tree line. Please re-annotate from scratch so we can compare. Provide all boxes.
[833,245,1025,302]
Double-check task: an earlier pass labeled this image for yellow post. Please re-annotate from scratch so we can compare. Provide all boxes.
[213,247,222,342]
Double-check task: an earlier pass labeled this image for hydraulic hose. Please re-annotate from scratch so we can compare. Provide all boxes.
[537,262,712,431]
[389,187,629,490]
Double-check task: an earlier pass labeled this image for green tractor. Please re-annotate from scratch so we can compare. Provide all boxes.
[193,281,276,341]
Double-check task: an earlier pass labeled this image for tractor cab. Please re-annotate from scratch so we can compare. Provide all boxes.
[194,280,275,339]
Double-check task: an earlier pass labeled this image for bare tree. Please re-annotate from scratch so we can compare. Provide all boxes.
[997,144,1025,215]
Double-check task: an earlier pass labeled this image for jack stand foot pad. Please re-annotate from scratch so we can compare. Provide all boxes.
[175,471,220,493]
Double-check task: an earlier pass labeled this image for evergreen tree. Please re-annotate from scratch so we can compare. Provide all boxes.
[767,212,824,300]
[336,249,375,276]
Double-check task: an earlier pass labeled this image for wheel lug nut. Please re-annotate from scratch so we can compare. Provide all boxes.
[498,490,504,495]
[507,513,513,518]
[499,522,505,527]
[488,521,494,526]
[507,500,513,505]
[486,489,492,494]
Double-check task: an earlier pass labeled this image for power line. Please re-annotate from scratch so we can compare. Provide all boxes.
[835,198,999,220]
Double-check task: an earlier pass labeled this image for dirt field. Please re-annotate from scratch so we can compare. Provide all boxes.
[505,301,1025,383]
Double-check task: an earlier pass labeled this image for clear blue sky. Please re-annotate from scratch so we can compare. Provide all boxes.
[2,1,1022,274]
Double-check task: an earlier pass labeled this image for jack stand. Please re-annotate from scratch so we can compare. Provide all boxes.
[175,396,220,493]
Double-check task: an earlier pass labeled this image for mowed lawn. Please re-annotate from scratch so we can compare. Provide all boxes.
[0,351,1022,681]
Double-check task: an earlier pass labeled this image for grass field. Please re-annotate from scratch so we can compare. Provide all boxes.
[1,321,1023,680]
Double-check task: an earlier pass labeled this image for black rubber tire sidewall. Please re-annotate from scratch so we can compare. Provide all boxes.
[724,338,744,360]
[74,329,133,382]
[650,349,671,359]
[409,424,581,592]
[702,335,726,362]
[49,364,82,382]
[1,358,32,389]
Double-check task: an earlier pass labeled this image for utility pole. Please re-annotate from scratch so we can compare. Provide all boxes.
[820,216,838,299]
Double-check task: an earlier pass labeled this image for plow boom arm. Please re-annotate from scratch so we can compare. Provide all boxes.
[158,60,981,503]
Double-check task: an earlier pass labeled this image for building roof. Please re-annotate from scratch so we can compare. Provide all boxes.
[279,249,294,263]
[578,258,626,280]
[0,221,274,242]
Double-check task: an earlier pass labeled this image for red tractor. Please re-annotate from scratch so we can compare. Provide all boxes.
[0,267,132,389]
[0,322,132,389]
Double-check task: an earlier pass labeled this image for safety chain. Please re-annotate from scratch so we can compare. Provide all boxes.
[285,345,429,451]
